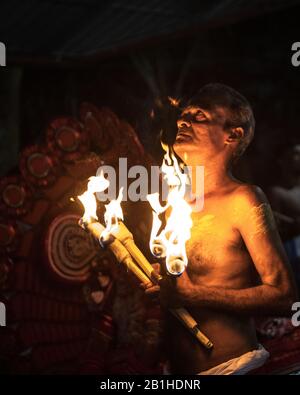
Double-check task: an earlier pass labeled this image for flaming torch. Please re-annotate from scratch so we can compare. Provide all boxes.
[147,144,213,348]
[147,144,192,276]
[77,173,213,349]
[77,175,151,286]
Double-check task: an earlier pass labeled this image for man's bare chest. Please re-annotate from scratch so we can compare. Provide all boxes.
[185,209,249,281]
[188,209,241,248]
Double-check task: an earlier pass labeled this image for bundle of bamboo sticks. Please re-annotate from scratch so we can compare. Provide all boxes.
[80,219,213,350]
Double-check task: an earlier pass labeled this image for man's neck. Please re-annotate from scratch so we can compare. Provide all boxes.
[184,153,231,198]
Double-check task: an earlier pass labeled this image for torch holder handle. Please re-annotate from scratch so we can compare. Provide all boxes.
[80,218,213,349]
[110,221,213,350]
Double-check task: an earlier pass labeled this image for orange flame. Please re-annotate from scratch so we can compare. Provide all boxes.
[104,188,124,234]
[147,146,192,275]
[168,96,180,107]
[77,173,124,239]
[77,174,109,223]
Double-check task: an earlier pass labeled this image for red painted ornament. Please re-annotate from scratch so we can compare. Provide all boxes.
[43,212,97,284]
[20,145,60,187]
[0,176,32,217]
[46,117,89,162]
[0,254,13,290]
[0,219,19,253]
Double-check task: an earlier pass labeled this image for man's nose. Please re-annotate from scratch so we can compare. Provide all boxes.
[177,117,191,129]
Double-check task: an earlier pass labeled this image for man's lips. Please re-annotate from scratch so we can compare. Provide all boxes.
[176,130,193,141]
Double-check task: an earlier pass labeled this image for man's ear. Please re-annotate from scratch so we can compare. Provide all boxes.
[226,127,244,144]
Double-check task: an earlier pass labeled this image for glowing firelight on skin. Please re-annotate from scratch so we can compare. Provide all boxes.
[147,146,193,276]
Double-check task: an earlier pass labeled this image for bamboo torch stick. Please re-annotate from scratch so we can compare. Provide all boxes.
[170,308,213,349]
[81,220,151,286]
[109,221,213,349]
[110,221,162,283]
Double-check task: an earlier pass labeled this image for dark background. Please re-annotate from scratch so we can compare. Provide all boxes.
[0,0,300,188]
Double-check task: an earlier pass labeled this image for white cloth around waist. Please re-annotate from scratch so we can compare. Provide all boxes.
[198,344,270,375]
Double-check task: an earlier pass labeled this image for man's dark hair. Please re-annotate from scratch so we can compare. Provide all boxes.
[188,83,255,157]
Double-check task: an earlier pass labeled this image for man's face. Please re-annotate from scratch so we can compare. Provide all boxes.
[173,105,230,160]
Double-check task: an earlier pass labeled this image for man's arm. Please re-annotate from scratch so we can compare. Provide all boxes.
[176,185,298,316]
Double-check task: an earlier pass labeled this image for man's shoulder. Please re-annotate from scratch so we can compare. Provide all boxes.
[228,182,269,212]
[232,183,266,201]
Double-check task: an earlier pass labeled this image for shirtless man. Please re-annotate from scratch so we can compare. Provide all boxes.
[146,83,297,375]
